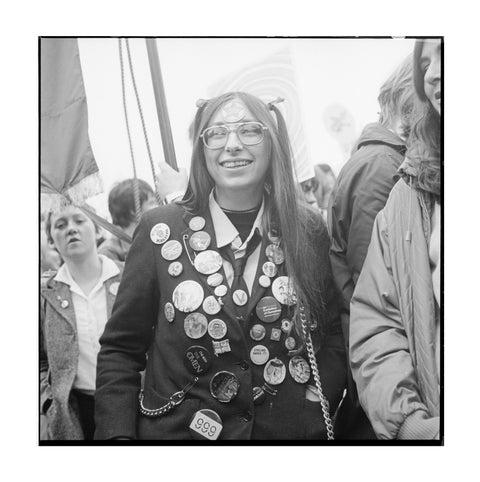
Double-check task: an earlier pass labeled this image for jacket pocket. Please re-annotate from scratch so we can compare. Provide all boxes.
[136,386,200,440]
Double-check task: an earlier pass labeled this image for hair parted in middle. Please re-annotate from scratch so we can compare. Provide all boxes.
[181,91,331,345]
[377,53,415,138]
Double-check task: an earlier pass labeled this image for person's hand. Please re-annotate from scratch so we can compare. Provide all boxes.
[155,162,188,201]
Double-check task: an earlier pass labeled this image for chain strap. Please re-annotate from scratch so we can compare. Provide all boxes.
[299,303,335,440]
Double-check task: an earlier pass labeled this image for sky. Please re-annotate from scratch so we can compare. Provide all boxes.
[78,37,414,218]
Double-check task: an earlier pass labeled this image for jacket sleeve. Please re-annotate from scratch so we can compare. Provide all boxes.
[349,210,439,440]
[39,296,52,414]
[95,214,159,440]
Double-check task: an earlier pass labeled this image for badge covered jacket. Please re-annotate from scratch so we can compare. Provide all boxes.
[95,202,346,441]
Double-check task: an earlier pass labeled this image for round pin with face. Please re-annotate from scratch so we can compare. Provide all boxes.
[164,302,175,323]
[250,324,266,341]
[189,409,223,441]
[250,345,270,365]
[288,356,311,384]
[262,261,278,278]
[150,223,170,245]
[214,284,228,297]
[194,250,223,275]
[209,371,240,403]
[272,276,297,306]
[208,319,227,340]
[168,261,183,277]
[189,216,206,232]
[258,275,271,288]
[266,244,285,265]
[161,239,183,261]
[281,318,293,334]
[172,280,204,313]
[207,272,223,287]
[232,289,248,306]
[203,295,222,315]
[184,312,208,339]
[263,358,286,386]
[189,231,211,251]
[285,336,296,351]
[183,345,212,375]
[255,296,282,323]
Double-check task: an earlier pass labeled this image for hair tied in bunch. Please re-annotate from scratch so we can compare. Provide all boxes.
[196,98,208,109]
[267,97,285,110]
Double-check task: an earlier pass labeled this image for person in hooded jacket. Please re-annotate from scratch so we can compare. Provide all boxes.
[327,53,415,439]
[349,38,441,440]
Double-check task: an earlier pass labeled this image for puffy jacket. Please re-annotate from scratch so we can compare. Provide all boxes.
[350,177,440,440]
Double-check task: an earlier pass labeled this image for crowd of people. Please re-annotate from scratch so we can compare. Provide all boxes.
[40,38,441,441]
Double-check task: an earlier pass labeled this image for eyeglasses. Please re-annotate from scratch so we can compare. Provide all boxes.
[200,121,268,149]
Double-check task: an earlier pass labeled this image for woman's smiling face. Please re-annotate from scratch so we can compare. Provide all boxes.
[203,98,271,197]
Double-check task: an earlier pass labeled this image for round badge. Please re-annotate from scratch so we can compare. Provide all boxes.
[266,244,285,265]
[207,272,224,287]
[194,250,223,275]
[189,216,206,232]
[203,295,222,315]
[288,356,311,384]
[272,276,297,306]
[232,289,248,306]
[161,239,183,261]
[164,302,175,323]
[214,285,228,297]
[250,345,270,365]
[109,281,120,296]
[60,299,69,309]
[253,386,266,405]
[268,229,280,244]
[281,318,293,334]
[208,319,227,340]
[183,345,212,376]
[263,358,286,386]
[258,275,271,288]
[189,409,223,440]
[150,223,170,245]
[285,336,296,350]
[255,296,282,323]
[168,261,183,277]
[172,280,204,313]
[262,261,278,278]
[250,324,266,341]
[189,231,211,251]
[209,371,240,403]
[184,312,208,339]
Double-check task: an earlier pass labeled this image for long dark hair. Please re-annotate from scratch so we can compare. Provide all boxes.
[407,39,441,203]
[182,92,328,342]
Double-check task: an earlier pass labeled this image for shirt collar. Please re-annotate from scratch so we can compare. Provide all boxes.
[208,190,264,250]
[54,254,120,294]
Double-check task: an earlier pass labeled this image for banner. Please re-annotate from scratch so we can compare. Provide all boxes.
[41,38,102,211]
[208,49,314,183]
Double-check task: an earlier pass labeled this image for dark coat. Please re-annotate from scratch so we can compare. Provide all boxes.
[327,123,407,439]
[95,202,346,441]
[40,268,122,440]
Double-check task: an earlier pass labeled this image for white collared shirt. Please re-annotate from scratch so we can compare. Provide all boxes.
[54,255,120,394]
[208,191,264,295]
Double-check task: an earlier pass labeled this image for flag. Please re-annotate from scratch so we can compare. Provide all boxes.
[208,49,314,183]
[41,38,102,212]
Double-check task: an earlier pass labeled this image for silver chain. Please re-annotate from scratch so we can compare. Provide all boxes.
[299,303,335,440]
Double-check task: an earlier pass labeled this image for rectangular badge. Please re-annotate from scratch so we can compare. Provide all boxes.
[189,411,223,440]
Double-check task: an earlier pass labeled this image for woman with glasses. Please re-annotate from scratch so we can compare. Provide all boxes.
[349,39,441,440]
[95,92,346,441]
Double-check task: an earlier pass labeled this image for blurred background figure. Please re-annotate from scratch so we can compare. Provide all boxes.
[41,205,123,440]
[349,39,441,440]
[40,213,61,273]
[327,53,415,439]
[98,178,157,262]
